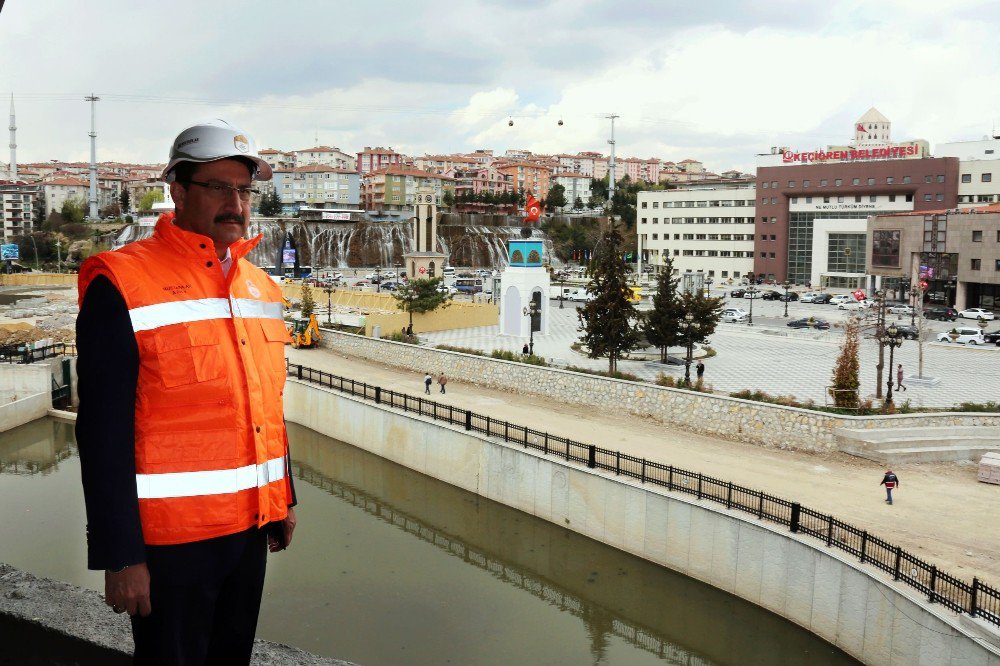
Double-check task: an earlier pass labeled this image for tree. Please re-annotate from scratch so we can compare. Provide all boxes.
[299,282,315,319]
[643,258,685,362]
[392,277,451,331]
[138,189,165,211]
[830,316,861,408]
[442,190,455,208]
[100,203,122,219]
[546,183,567,212]
[678,290,724,342]
[119,189,131,214]
[258,190,281,217]
[573,196,584,212]
[61,196,87,225]
[577,223,642,373]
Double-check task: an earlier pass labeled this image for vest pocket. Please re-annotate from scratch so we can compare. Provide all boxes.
[152,324,226,388]
[258,318,291,376]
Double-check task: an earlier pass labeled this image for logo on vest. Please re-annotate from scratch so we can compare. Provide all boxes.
[246,279,261,298]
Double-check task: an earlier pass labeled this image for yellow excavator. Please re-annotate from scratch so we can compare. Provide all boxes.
[283,297,321,348]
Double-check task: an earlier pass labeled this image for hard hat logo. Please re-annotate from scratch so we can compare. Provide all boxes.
[162,119,273,182]
[233,134,250,154]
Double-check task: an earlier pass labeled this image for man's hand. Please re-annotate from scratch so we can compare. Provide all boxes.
[269,507,297,552]
[105,563,151,617]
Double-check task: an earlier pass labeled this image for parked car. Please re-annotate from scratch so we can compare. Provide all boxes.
[787,318,831,330]
[760,290,783,300]
[958,308,996,321]
[983,329,1000,346]
[568,289,593,302]
[838,300,872,311]
[778,291,799,302]
[743,290,761,299]
[799,292,820,303]
[729,288,747,298]
[380,281,399,291]
[894,325,920,340]
[936,328,986,344]
[924,306,958,321]
[721,308,749,323]
[828,294,853,305]
[887,303,914,315]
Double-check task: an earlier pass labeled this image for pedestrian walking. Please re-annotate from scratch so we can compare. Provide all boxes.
[438,372,447,394]
[880,469,900,504]
[424,372,433,394]
[896,363,906,391]
[696,361,705,380]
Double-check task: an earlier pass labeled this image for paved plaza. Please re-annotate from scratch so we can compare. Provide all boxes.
[420,290,1000,408]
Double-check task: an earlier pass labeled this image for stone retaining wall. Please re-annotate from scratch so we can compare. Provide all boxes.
[317,329,1000,452]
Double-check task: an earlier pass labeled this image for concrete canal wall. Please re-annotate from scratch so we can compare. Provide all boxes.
[0,365,52,432]
[317,329,1000,453]
[285,378,1000,665]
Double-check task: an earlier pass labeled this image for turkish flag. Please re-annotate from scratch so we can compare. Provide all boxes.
[852,289,866,301]
[524,195,541,223]
[856,123,867,133]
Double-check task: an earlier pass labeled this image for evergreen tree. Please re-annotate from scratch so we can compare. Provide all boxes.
[573,196,584,211]
[119,189,131,214]
[678,289,724,342]
[643,258,685,362]
[577,222,642,373]
[830,316,861,408]
[442,190,454,208]
[546,183,567,212]
[300,282,316,319]
[392,277,451,331]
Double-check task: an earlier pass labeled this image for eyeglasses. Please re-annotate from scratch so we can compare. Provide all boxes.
[185,180,259,202]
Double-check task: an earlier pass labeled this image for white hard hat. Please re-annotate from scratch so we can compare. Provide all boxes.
[162,118,273,182]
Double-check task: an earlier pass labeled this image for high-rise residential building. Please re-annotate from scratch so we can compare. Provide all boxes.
[550,173,592,211]
[357,147,408,175]
[0,181,39,243]
[270,165,360,212]
[361,167,453,211]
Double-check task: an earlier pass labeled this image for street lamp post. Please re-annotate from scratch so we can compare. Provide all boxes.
[681,312,701,386]
[746,285,758,326]
[323,286,334,326]
[877,322,904,405]
[704,277,714,296]
[782,280,791,318]
[522,300,541,355]
[374,266,381,293]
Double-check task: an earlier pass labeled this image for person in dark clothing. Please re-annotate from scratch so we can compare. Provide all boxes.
[424,372,433,394]
[522,343,530,355]
[438,373,448,394]
[696,361,705,380]
[880,469,900,504]
[76,119,297,666]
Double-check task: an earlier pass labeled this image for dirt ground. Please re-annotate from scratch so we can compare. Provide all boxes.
[288,346,1000,588]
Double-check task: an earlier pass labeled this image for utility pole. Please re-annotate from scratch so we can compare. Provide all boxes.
[8,93,16,181]
[85,94,100,219]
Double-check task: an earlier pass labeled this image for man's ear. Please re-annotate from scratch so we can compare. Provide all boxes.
[169,181,187,215]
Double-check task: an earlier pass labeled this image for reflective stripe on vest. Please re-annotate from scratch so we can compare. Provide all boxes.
[135,455,286,499]
[129,297,284,332]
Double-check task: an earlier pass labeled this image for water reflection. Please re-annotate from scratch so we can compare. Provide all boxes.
[0,420,858,665]
[284,423,857,666]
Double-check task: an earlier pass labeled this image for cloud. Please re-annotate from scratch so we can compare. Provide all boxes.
[1,0,997,173]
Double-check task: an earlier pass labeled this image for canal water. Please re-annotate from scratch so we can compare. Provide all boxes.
[0,419,858,665]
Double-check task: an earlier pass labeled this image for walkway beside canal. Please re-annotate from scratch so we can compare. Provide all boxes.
[288,346,1000,587]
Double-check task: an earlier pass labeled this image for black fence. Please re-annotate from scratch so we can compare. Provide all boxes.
[287,361,1000,629]
[0,342,76,364]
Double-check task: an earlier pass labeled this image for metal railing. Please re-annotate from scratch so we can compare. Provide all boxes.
[0,342,77,364]
[287,361,1000,629]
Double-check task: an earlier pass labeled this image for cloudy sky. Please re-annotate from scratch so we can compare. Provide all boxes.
[2,0,998,172]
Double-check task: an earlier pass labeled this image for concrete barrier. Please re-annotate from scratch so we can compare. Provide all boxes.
[284,378,1000,665]
[0,365,52,432]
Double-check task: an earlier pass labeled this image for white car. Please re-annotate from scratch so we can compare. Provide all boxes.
[958,308,995,321]
[936,328,985,344]
[568,289,593,302]
[829,294,852,305]
[887,303,914,315]
[721,308,749,323]
[800,292,820,303]
[837,300,871,311]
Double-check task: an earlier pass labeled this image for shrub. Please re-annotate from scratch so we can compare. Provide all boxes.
[435,344,487,357]
[490,349,549,366]
[655,373,675,387]
[386,331,420,344]
[564,365,640,381]
[955,401,1000,413]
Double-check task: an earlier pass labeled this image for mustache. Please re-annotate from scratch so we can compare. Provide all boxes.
[214,214,245,224]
